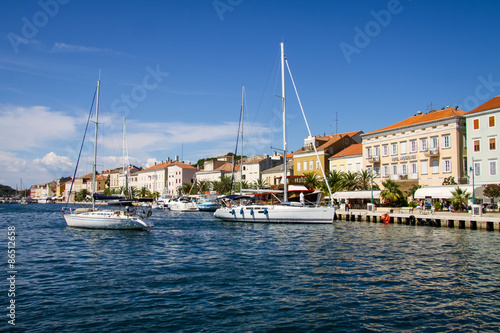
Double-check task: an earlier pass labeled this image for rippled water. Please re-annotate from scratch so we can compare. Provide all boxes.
[1,203,499,332]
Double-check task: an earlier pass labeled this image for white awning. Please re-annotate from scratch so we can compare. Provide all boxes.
[331,190,381,200]
[414,185,484,199]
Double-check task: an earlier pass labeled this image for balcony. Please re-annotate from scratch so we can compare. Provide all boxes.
[425,148,439,156]
[367,155,380,163]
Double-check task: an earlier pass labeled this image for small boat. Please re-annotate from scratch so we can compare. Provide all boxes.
[168,197,199,212]
[62,77,153,230]
[197,193,219,212]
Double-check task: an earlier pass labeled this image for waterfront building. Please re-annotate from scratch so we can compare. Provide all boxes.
[195,156,236,184]
[261,162,293,188]
[137,161,177,195]
[464,96,499,186]
[233,153,283,185]
[293,131,362,177]
[361,107,467,191]
[167,163,197,196]
[329,143,363,174]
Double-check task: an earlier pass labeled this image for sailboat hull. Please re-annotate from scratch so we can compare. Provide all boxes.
[214,205,335,224]
[63,210,152,230]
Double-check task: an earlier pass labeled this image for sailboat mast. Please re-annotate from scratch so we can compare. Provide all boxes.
[240,85,244,195]
[281,42,288,202]
[92,78,100,210]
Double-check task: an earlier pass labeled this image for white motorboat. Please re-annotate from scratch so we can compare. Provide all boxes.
[62,78,153,230]
[168,197,199,211]
[214,43,335,224]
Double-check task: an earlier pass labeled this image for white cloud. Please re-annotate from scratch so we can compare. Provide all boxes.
[51,43,131,57]
[33,152,73,174]
[0,105,76,151]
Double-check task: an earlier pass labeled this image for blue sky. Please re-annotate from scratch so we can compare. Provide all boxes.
[1,0,500,189]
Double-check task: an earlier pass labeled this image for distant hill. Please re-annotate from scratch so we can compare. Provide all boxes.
[0,184,17,197]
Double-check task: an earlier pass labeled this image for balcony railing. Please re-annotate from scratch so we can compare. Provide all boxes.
[425,148,439,156]
[367,155,380,163]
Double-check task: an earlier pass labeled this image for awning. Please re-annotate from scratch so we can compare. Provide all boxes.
[331,190,381,200]
[414,185,484,199]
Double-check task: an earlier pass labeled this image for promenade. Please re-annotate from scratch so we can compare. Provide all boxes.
[336,207,500,232]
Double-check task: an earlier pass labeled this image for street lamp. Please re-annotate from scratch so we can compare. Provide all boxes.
[369,172,374,204]
[469,165,475,204]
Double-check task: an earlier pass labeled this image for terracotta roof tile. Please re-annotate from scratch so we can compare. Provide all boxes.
[367,107,466,134]
[330,144,362,159]
[467,96,500,114]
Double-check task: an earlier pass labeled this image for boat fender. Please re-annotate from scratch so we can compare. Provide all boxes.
[147,210,152,218]
[117,211,120,217]
[231,209,235,215]
[240,208,244,215]
[263,208,268,215]
[381,214,387,222]
[250,209,254,216]
[384,214,390,224]
[409,215,416,224]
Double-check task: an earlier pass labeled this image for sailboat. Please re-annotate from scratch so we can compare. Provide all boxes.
[62,78,153,230]
[214,43,336,223]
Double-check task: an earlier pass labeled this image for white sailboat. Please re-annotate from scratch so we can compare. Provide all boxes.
[168,197,199,211]
[214,43,336,223]
[62,78,153,230]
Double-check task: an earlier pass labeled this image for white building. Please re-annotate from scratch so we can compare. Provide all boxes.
[464,97,499,185]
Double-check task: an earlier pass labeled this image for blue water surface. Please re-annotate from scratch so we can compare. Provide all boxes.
[1,203,499,332]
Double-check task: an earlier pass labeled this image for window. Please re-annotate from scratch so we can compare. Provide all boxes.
[490,137,496,150]
[442,134,451,149]
[432,159,439,174]
[489,116,495,127]
[382,144,389,156]
[374,165,380,176]
[419,138,428,151]
[309,160,313,170]
[366,147,372,158]
[316,160,320,169]
[400,164,407,175]
[392,164,398,176]
[347,163,352,172]
[442,159,451,173]
[474,161,481,176]
[340,165,345,172]
[356,163,361,172]
[474,140,480,152]
[473,119,479,129]
[382,165,389,177]
[391,143,398,155]
[374,146,380,157]
[410,140,417,153]
[430,136,439,150]
[303,161,307,171]
[421,160,428,175]
[410,163,418,179]
[400,141,407,154]
[490,160,497,176]
[297,162,301,171]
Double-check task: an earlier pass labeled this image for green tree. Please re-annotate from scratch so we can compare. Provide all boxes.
[138,186,151,198]
[451,187,471,211]
[212,175,233,195]
[406,184,422,199]
[181,183,194,195]
[357,170,372,190]
[442,176,457,185]
[303,172,320,190]
[381,179,404,206]
[197,180,211,193]
[342,171,359,191]
[320,169,345,194]
[103,187,112,196]
[251,178,268,189]
[75,189,89,202]
[483,184,500,205]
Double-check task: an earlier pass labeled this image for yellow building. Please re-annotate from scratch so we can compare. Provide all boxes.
[293,131,362,176]
[361,107,467,190]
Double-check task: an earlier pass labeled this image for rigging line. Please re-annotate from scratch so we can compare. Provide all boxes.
[230,91,244,195]
[65,87,98,206]
[285,58,333,205]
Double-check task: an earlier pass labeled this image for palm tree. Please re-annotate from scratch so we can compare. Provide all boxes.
[181,183,193,195]
[303,172,320,190]
[212,175,232,195]
[320,169,345,194]
[451,187,471,211]
[197,180,211,194]
[357,170,372,190]
[252,178,268,189]
[406,184,422,200]
[138,186,151,198]
[342,171,359,191]
[381,179,404,206]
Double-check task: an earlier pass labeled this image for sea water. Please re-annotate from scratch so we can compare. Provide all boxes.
[1,203,499,332]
